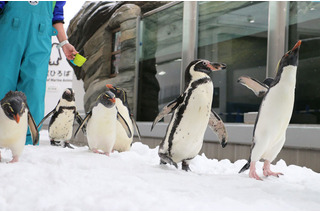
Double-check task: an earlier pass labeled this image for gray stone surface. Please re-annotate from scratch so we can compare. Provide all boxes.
[67,2,141,113]
[67,1,170,116]
[120,19,137,31]
[108,4,141,29]
[84,72,135,112]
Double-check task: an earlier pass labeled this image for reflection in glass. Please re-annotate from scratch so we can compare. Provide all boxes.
[138,3,183,121]
[289,2,320,124]
[110,30,121,78]
[198,1,269,122]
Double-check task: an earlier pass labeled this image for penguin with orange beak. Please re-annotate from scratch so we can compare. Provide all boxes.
[74,91,132,155]
[0,91,39,163]
[106,84,141,152]
[238,40,302,180]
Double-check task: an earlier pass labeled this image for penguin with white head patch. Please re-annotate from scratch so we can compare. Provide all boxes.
[151,59,228,171]
[0,91,39,163]
[74,91,132,155]
[106,84,141,152]
[238,40,301,180]
[37,88,84,149]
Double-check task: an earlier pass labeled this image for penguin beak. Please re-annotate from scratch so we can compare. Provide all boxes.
[106,84,113,89]
[13,114,20,123]
[279,40,301,69]
[285,40,301,57]
[111,98,116,103]
[292,40,302,51]
[209,62,227,71]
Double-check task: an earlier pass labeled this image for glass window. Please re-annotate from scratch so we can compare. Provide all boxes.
[289,2,320,124]
[110,29,121,78]
[137,3,183,121]
[198,1,269,122]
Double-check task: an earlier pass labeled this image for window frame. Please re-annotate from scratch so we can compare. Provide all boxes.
[110,28,121,78]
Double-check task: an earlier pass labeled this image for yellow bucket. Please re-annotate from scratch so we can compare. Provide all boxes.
[71,54,87,67]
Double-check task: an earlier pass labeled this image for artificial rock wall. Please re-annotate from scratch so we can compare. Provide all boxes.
[67,1,167,114]
[67,1,139,112]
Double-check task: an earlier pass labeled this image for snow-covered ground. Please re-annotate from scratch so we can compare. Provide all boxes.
[0,130,319,211]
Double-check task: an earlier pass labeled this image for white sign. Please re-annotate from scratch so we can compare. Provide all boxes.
[45,36,73,115]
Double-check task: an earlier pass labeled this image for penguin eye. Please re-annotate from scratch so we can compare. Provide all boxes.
[3,103,14,112]
[202,61,208,66]
[9,106,14,112]
[2,103,14,113]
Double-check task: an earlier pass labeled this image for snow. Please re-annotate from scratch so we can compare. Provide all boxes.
[0,130,320,211]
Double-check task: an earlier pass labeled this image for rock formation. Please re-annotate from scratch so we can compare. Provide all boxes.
[67,1,167,115]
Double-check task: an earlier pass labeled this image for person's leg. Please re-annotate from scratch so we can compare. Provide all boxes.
[1,1,53,145]
[17,17,52,145]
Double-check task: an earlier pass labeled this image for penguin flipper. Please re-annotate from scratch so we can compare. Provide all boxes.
[37,109,55,130]
[151,97,182,131]
[130,115,141,141]
[117,112,132,138]
[74,111,91,138]
[237,76,269,97]
[28,111,39,145]
[75,112,87,135]
[208,109,228,148]
[74,111,83,124]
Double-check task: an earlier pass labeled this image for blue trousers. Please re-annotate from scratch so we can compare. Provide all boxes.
[0,2,54,145]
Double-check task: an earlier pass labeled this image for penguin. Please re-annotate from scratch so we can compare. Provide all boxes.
[151,59,228,171]
[238,40,301,180]
[74,91,132,155]
[0,91,39,163]
[106,84,141,152]
[37,88,84,149]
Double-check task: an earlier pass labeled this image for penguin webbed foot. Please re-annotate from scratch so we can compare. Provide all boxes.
[50,140,61,146]
[182,161,191,172]
[263,169,283,178]
[221,138,227,148]
[63,142,74,149]
[263,160,283,178]
[9,156,19,163]
[160,159,167,165]
[248,161,263,181]
[92,148,110,156]
[158,153,178,169]
[249,169,263,181]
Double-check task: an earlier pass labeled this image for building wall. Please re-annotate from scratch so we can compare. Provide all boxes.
[137,137,320,173]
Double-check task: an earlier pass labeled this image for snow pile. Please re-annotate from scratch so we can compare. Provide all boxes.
[0,130,319,210]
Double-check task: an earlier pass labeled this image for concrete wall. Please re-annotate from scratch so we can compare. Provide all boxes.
[132,122,320,173]
[41,120,320,173]
[139,136,320,173]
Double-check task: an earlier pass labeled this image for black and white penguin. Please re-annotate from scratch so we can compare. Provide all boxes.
[37,88,84,149]
[151,59,228,171]
[238,40,301,180]
[106,84,141,152]
[74,91,132,155]
[0,91,39,163]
